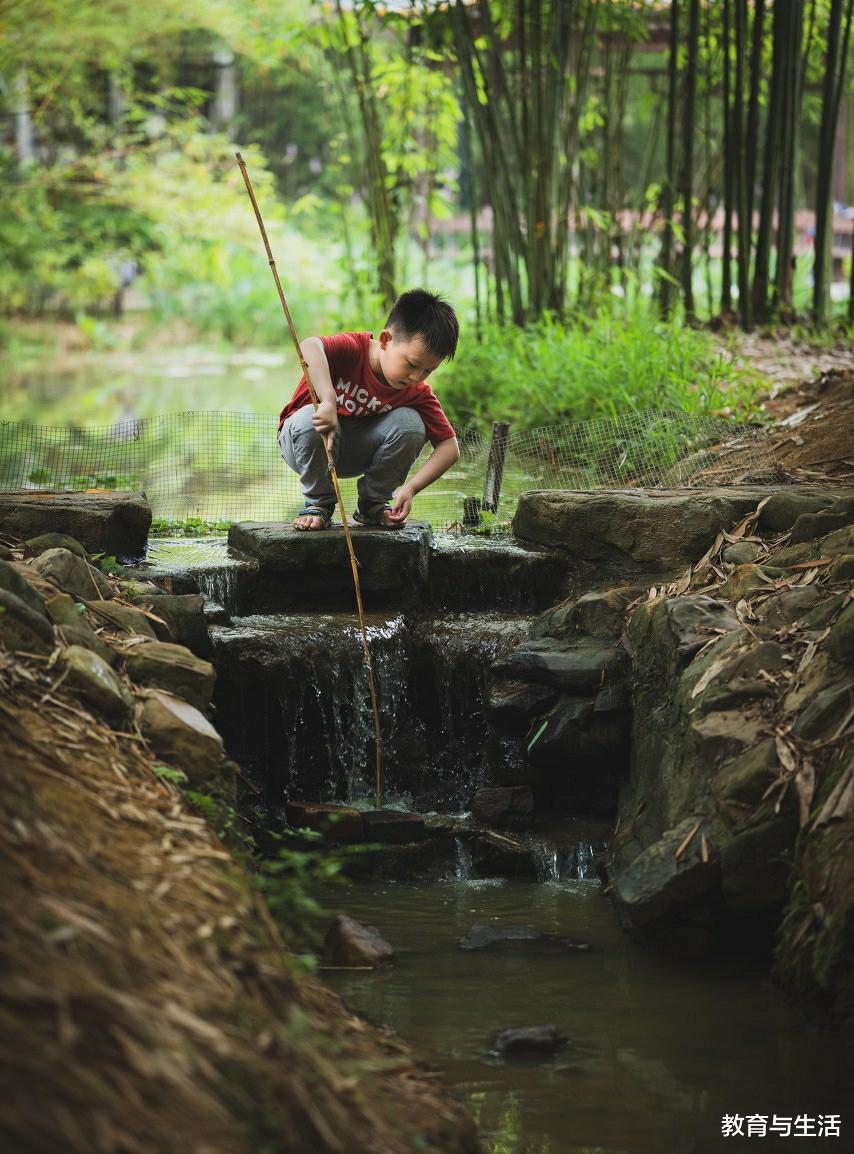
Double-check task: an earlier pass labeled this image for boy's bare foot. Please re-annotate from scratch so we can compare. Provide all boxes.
[294,504,333,531]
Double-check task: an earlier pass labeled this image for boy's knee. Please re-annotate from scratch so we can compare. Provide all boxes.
[385,408,426,445]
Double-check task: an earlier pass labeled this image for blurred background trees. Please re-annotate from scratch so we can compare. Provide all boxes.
[0,0,851,342]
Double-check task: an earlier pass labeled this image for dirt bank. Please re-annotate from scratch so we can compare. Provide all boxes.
[0,642,481,1154]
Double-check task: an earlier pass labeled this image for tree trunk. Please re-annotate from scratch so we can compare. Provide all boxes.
[722,0,734,315]
[753,0,783,322]
[680,0,700,319]
[813,0,852,325]
[659,0,680,318]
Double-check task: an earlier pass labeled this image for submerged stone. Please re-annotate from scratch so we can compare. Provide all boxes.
[490,1024,567,1057]
[459,925,588,953]
[324,913,393,967]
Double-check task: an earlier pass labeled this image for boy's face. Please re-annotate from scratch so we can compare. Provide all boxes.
[377,329,443,389]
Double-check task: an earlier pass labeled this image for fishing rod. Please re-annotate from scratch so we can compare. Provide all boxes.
[235,152,383,809]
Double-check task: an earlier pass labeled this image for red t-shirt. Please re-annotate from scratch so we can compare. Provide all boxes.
[277,331,456,447]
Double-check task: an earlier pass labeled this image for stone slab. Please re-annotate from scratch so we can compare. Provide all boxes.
[285,801,365,843]
[0,491,151,558]
[512,486,849,574]
[361,809,426,844]
[228,521,431,610]
[428,537,570,610]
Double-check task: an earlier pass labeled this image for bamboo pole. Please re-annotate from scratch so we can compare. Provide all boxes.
[235,152,383,809]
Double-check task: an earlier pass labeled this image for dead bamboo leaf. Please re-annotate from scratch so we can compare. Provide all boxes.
[700,831,709,863]
[812,764,854,829]
[787,558,834,570]
[795,759,816,828]
[674,819,703,860]
[775,734,797,774]
[691,654,735,699]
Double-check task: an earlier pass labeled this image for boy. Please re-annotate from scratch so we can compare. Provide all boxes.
[277,289,461,530]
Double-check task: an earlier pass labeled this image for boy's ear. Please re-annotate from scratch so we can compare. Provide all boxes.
[378,328,394,349]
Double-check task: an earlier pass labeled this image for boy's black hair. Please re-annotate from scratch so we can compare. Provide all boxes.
[386,289,459,362]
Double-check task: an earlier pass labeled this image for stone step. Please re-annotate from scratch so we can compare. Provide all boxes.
[0,491,151,558]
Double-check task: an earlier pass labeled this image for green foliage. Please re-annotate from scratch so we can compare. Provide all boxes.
[433,305,766,431]
[152,763,190,786]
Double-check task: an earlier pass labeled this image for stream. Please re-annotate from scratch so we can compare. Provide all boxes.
[137,536,849,1154]
[312,869,846,1154]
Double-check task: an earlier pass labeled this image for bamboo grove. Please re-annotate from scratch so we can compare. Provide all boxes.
[327,0,852,329]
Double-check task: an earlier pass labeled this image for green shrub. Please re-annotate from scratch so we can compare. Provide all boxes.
[432,306,766,431]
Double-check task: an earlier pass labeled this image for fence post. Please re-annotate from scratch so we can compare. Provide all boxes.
[482,420,510,514]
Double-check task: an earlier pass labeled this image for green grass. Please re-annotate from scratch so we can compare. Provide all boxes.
[431,307,767,432]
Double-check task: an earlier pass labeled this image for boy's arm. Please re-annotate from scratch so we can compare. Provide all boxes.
[388,436,461,523]
[300,337,338,449]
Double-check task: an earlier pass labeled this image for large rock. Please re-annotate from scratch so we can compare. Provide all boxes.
[758,490,840,534]
[512,487,794,573]
[0,491,151,558]
[0,588,54,654]
[493,638,627,690]
[47,593,118,666]
[323,914,394,967]
[428,537,570,611]
[487,680,558,735]
[472,786,534,829]
[530,586,645,642]
[61,645,133,724]
[31,548,113,601]
[0,558,48,618]
[24,532,89,560]
[612,817,721,930]
[128,593,213,659]
[136,689,225,788]
[86,600,157,639]
[789,496,854,544]
[124,641,216,712]
[228,521,431,611]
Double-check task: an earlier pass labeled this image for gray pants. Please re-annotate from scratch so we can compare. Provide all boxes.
[278,405,427,511]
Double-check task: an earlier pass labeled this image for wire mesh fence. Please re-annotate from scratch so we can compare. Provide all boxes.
[0,408,781,534]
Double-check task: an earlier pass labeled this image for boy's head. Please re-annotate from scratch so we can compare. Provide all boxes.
[377,289,459,389]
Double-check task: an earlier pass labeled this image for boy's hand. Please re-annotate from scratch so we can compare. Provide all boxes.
[389,482,415,524]
[312,400,338,452]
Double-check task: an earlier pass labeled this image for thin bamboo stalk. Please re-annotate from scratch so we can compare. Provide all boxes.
[235,153,384,809]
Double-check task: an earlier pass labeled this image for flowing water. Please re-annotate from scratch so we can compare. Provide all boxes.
[313,869,849,1154]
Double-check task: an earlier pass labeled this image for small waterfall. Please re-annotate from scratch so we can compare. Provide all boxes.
[529,839,602,883]
[212,611,532,812]
[531,841,561,882]
[564,841,597,881]
[453,836,473,880]
[197,567,239,614]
